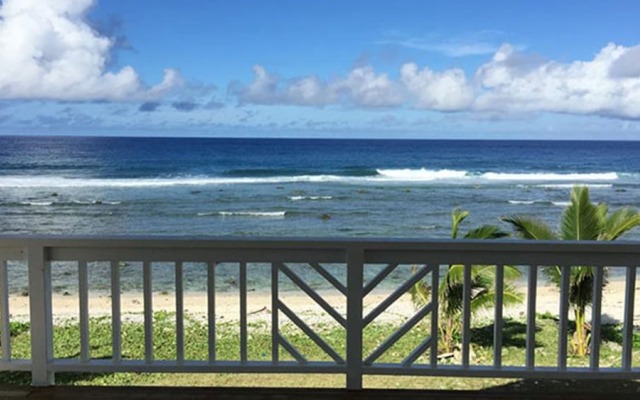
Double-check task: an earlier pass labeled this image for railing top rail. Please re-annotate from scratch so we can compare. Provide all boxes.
[1,234,640,249]
[1,235,639,255]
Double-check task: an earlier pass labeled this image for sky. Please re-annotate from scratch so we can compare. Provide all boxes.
[0,0,639,139]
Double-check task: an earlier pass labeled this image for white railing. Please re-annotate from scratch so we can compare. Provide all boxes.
[0,236,639,388]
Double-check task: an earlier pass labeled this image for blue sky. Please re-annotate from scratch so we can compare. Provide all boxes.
[0,0,639,139]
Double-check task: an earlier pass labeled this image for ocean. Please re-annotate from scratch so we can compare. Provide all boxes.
[1,136,639,240]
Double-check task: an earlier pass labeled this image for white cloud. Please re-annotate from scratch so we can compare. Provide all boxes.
[0,0,181,101]
[400,63,474,111]
[234,65,401,107]
[609,45,640,78]
[338,66,403,107]
[234,42,640,120]
[475,43,640,119]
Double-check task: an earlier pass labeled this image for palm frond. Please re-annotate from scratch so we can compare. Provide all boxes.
[560,186,602,240]
[501,215,557,240]
[464,225,509,239]
[451,208,469,239]
[601,208,640,240]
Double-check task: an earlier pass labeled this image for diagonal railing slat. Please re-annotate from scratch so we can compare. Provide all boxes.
[402,336,434,367]
[363,263,397,296]
[278,334,307,364]
[309,262,346,296]
[363,264,433,327]
[278,300,344,364]
[364,302,434,365]
[280,263,346,327]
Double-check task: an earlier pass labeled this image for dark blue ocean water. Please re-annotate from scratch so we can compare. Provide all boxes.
[1,136,639,239]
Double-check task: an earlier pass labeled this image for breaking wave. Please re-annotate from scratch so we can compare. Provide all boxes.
[198,211,287,218]
[0,170,622,188]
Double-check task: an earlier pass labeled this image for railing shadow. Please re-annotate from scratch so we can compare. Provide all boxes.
[482,378,640,395]
[470,319,540,348]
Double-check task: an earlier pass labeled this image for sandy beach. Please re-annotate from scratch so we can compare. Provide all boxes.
[6,279,640,326]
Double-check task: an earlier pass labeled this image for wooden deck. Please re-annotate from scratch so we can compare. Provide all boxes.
[2,385,640,400]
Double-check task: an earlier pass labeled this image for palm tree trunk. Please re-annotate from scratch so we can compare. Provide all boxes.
[573,307,588,356]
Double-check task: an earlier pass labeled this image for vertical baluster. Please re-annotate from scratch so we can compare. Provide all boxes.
[175,262,184,364]
[240,262,247,363]
[272,262,279,363]
[590,266,603,371]
[462,264,472,368]
[558,266,570,370]
[143,261,153,364]
[111,261,122,363]
[28,244,54,385]
[622,266,637,370]
[78,260,90,363]
[346,247,364,390]
[0,259,10,361]
[493,264,504,369]
[207,262,216,363]
[430,264,439,368]
[526,265,538,370]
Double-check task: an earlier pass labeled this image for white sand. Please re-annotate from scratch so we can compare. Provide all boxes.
[6,279,640,326]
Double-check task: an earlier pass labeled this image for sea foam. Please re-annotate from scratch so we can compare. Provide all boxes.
[288,196,333,201]
[376,169,468,181]
[198,211,287,217]
[0,170,622,189]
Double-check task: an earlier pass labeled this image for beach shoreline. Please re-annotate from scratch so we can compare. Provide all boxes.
[7,279,639,326]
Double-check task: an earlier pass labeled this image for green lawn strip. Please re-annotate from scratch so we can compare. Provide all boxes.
[1,313,640,390]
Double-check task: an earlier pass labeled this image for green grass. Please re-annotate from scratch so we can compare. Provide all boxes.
[1,313,640,391]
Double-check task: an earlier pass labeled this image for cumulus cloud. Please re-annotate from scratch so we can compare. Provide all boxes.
[232,42,640,119]
[475,43,640,119]
[609,45,640,78]
[0,0,181,101]
[232,65,402,108]
[400,63,474,111]
[230,65,337,106]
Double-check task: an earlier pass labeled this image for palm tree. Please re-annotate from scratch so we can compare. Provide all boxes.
[411,208,522,353]
[502,186,640,356]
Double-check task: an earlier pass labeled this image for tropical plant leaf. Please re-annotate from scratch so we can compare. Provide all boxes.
[501,215,557,240]
[451,208,469,239]
[601,208,640,240]
[560,186,602,240]
[464,225,509,239]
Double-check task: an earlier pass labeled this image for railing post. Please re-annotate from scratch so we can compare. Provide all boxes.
[27,244,54,386]
[346,246,364,390]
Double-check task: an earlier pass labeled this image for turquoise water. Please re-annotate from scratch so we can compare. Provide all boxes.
[1,136,639,239]
[2,136,638,294]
